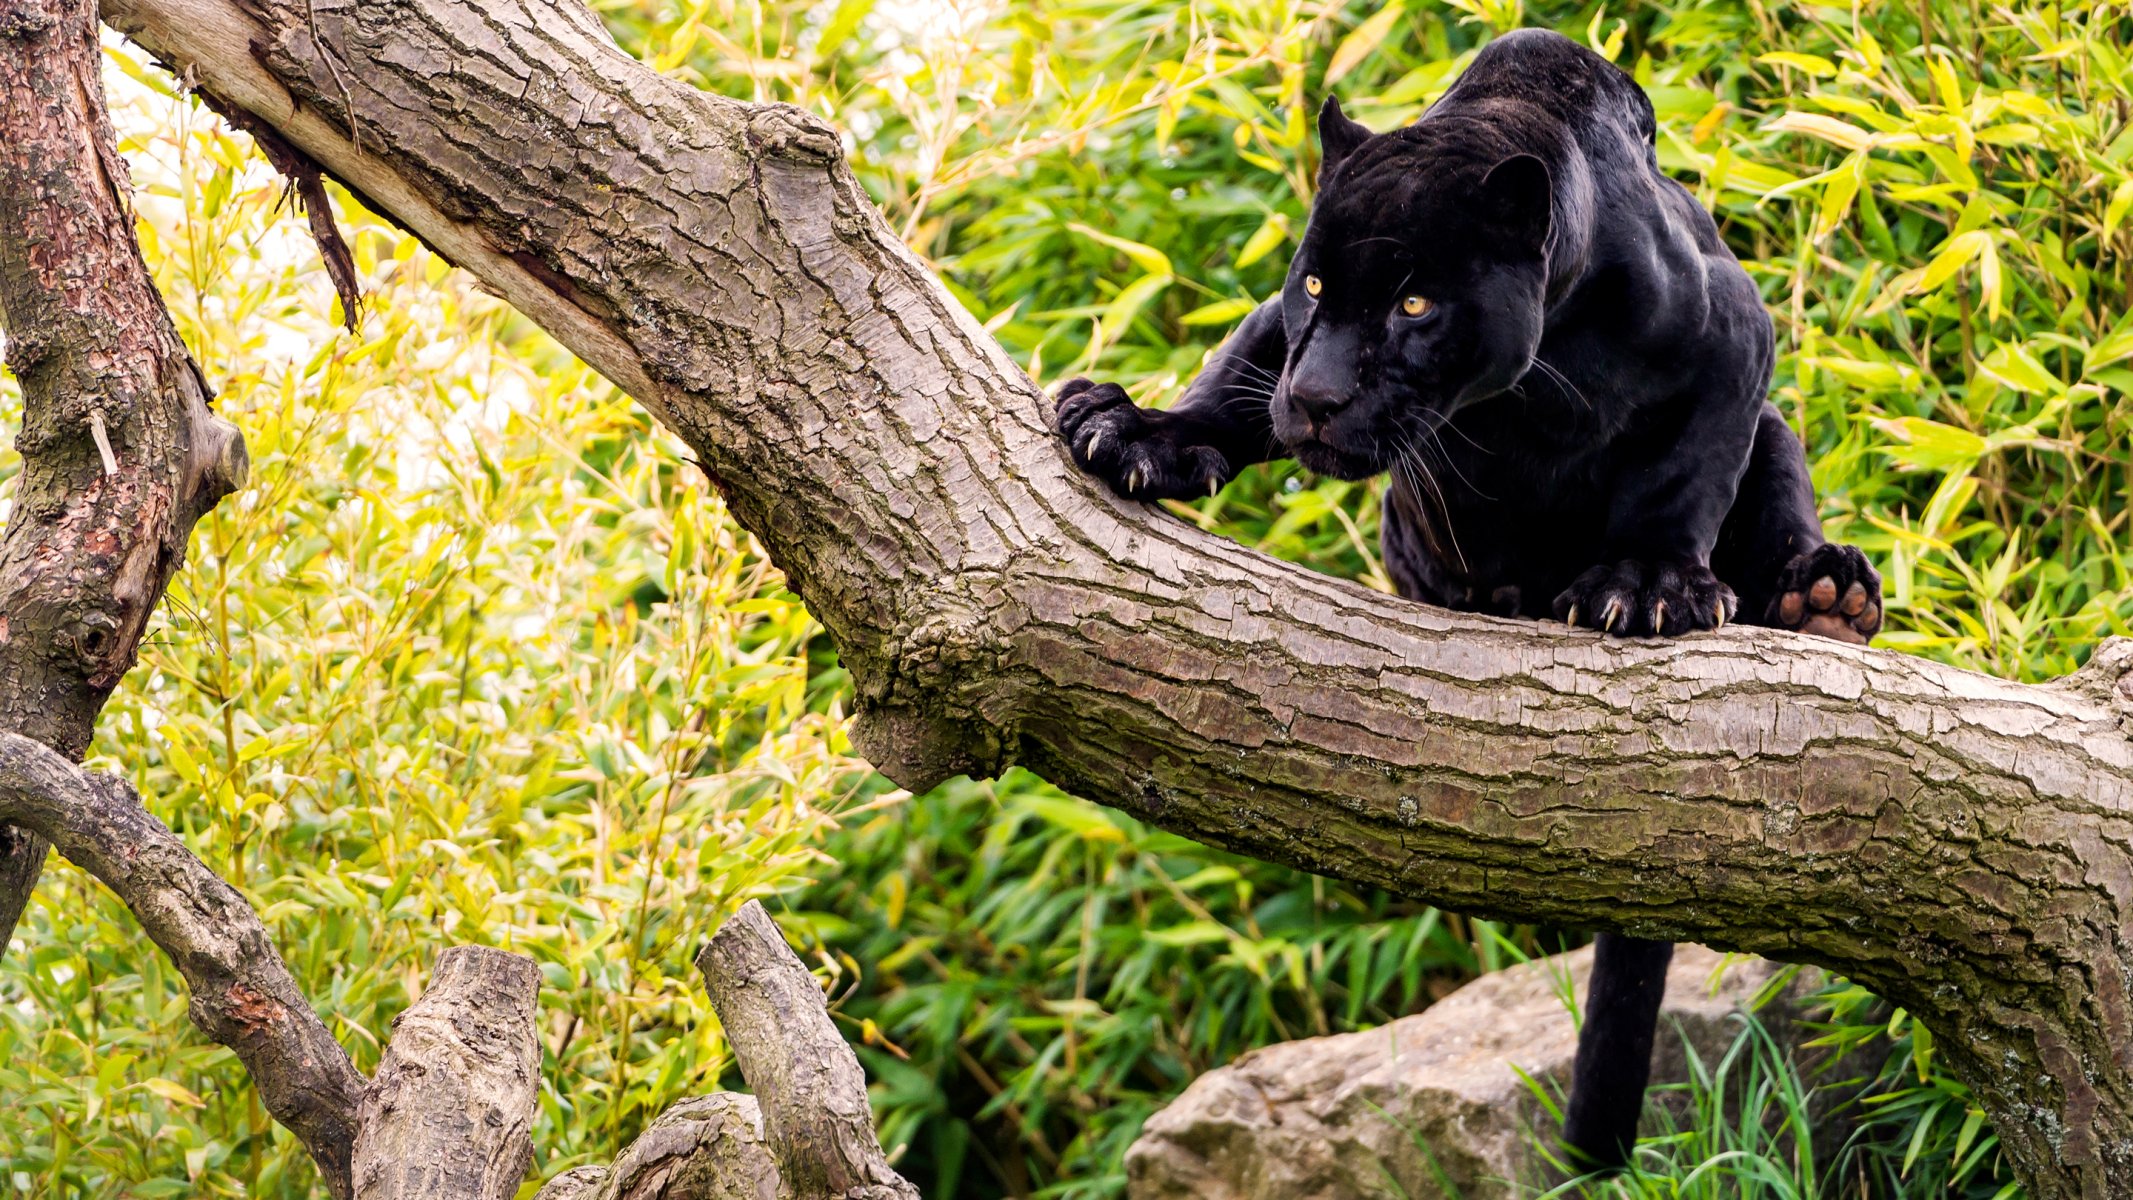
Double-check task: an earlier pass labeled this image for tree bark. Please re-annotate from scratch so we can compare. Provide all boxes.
[532,1094,780,1200]
[0,730,364,1194]
[82,0,2133,1195]
[0,0,247,946]
[697,902,918,1200]
[354,945,543,1200]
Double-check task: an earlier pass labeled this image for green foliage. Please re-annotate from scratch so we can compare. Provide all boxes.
[624,0,2126,1196]
[1523,978,2020,1200]
[0,49,871,1195]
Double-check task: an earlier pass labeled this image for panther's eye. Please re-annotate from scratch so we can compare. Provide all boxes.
[1400,295,1433,318]
[1303,275,1323,298]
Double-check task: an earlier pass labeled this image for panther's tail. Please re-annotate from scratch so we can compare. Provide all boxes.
[1560,934,1673,1172]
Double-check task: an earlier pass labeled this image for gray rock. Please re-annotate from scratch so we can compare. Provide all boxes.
[1125,944,1813,1200]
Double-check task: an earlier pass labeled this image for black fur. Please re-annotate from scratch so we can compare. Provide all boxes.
[1055,28,1883,1171]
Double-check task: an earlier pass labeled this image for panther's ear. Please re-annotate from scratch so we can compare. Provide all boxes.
[1318,96,1371,179]
[1480,154,1554,254]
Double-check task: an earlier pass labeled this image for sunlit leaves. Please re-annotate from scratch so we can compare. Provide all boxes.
[0,38,873,1195]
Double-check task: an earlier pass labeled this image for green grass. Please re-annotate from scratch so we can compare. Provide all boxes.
[1526,978,2019,1200]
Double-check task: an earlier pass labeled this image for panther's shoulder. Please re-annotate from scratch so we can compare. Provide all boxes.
[1440,29,1656,149]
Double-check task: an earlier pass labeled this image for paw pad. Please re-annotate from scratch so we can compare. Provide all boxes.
[1769,543,1881,645]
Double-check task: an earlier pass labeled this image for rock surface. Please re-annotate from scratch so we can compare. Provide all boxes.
[1125,944,1808,1200]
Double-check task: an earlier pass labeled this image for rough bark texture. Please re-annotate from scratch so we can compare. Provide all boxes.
[354,945,542,1200]
[0,0,247,948]
[0,730,363,1193]
[697,902,918,1200]
[83,0,2133,1195]
[532,1094,780,1200]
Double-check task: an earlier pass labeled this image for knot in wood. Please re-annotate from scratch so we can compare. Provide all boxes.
[744,104,842,166]
[1,326,52,373]
[69,610,122,671]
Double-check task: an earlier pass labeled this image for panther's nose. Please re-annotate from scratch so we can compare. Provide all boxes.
[1287,381,1349,426]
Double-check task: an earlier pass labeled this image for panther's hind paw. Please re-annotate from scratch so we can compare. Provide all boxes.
[1769,542,1882,645]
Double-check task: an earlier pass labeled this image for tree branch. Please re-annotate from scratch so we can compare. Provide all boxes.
[0,730,363,1194]
[354,946,543,1200]
[0,0,247,949]
[86,0,2133,1194]
[697,903,918,1200]
[532,1094,780,1200]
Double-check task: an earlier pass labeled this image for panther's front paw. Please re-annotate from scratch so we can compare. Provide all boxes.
[1552,559,1738,637]
[1055,378,1230,501]
[1770,542,1882,645]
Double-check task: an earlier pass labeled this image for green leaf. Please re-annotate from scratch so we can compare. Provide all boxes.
[2086,308,2133,374]
[1145,921,1232,947]
[1013,795,1125,842]
[1873,417,1988,473]
[1977,341,2059,394]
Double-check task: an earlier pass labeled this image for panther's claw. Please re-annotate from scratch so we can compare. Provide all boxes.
[1054,377,1231,502]
[1553,558,1735,638]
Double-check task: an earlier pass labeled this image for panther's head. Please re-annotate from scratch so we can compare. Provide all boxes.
[1271,97,1555,480]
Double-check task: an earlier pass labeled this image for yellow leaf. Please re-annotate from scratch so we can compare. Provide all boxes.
[1585,8,1627,62]
[140,1078,207,1109]
[1234,213,1291,268]
[1977,236,2002,321]
[1764,112,1876,152]
[2104,178,2133,241]
[1182,297,1260,327]
[1689,100,1732,145]
[1066,223,1172,277]
[1815,152,1867,240]
[1327,2,1405,85]
[1919,229,1992,292]
[1757,51,1837,77]
[1927,53,1967,111]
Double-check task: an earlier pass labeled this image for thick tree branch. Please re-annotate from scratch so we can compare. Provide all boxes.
[697,902,918,1200]
[87,0,2133,1195]
[0,0,247,948]
[354,945,542,1200]
[0,730,363,1194]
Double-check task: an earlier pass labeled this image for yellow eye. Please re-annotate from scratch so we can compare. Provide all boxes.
[1303,275,1323,298]
[1401,295,1432,317]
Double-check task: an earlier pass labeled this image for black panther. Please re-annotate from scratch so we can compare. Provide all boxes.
[1052,28,1882,1171]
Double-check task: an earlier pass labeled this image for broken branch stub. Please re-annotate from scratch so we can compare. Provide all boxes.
[354,945,543,1200]
[696,902,918,1200]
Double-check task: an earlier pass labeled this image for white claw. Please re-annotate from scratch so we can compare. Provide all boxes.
[1082,430,1106,461]
[1651,600,1667,632]
[1600,598,1624,632]
[1566,605,1580,628]
[1126,465,1145,493]
[1713,602,1727,628]
[1207,474,1222,497]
